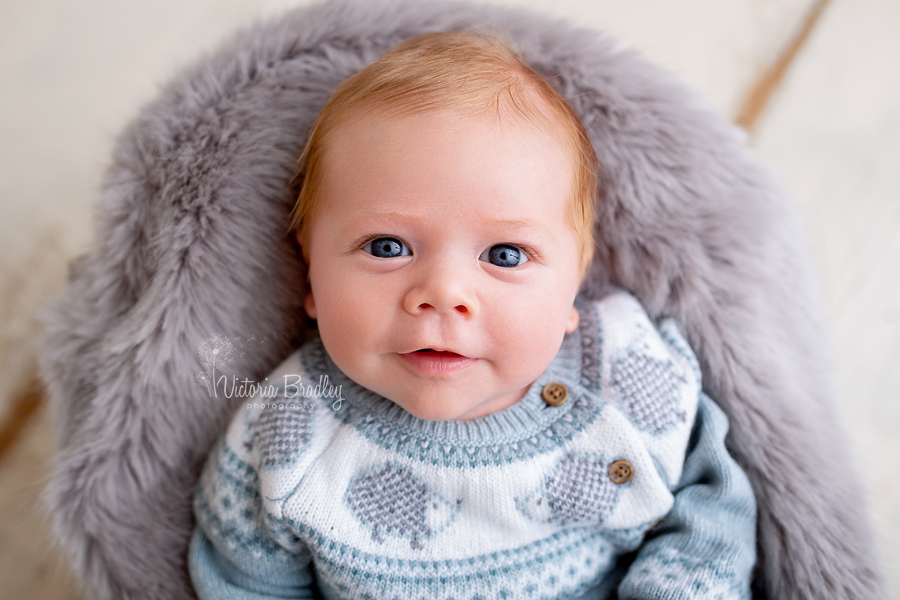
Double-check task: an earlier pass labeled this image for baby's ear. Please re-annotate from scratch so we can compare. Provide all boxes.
[304,291,317,320]
[565,306,580,333]
[294,230,305,254]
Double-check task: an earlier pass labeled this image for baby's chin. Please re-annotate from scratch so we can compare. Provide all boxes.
[383,395,467,421]
[389,390,527,422]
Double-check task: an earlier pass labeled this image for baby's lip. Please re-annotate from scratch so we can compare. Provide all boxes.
[397,349,475,374]
[413,348,466,357]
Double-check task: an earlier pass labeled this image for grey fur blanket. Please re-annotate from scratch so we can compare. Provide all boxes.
[40,0,887,599]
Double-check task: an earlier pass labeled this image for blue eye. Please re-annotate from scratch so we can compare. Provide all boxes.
[481,244,529,268]
[364,237,410,258]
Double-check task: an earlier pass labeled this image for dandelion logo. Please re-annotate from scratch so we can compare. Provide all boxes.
[195,371,212,396]
[196,333,235,397]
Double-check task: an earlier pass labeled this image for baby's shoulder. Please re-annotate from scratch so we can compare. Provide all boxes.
[573,290,703,484]
[578,289,701,398]
[218,345,344,483]
[586,289,696,358]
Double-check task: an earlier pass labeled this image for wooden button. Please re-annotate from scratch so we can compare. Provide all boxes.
[541,382,568,406]
[608,459,634,484]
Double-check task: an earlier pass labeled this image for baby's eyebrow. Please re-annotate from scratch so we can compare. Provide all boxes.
[479,216,558,241]
[336,210,421,233]
[353,209,423,222]
[347,210,556,241]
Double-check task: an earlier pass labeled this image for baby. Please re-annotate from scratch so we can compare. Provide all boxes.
[190,33,756,600]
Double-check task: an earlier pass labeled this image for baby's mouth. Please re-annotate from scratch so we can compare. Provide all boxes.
[398,349,474,374]
[415,348,462,356]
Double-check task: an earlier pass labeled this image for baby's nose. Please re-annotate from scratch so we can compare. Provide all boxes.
[402,265,477,317]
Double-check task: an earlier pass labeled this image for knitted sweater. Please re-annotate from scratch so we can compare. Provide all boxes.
[189,291,756,600]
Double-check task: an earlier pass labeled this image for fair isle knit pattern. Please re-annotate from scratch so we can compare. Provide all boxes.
[190,290,756,600]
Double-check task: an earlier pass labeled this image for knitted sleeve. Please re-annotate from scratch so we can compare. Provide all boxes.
[189,435,317,599]
[617,392,757,600]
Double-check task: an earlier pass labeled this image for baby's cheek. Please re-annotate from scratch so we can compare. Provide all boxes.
[313,294,364,360]
[317,284,396,374]
[494,308,566,378]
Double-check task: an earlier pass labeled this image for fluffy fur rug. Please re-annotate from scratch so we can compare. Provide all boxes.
[40,0,886,598]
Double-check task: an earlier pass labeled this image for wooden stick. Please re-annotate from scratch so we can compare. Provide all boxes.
[735,0,832,132]
[0,371,44,465]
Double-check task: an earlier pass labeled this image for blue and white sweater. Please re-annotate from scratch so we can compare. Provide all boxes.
[190,291,756,600]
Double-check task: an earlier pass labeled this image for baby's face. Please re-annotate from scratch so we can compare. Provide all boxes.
[302,107,583,421]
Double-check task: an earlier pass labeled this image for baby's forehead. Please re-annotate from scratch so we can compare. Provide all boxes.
[314,106,580,243]
[320,109,577,219]
[325,100,578,169]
